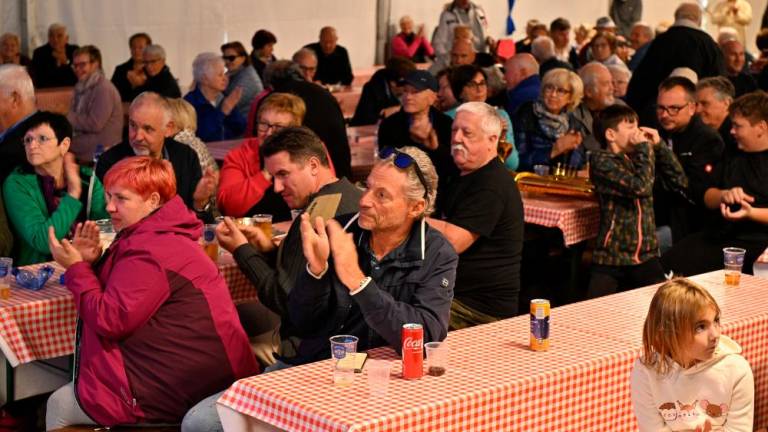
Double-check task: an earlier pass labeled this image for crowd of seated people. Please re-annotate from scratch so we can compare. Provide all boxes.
[1,0,768,429]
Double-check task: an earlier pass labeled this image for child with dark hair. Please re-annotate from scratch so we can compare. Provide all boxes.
[587,104,687,298]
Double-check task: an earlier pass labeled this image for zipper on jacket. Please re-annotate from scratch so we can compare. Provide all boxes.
[633,198,643,264]
[603,213,615,249]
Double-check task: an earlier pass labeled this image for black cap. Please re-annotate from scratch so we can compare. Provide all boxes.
[399,70,438,92]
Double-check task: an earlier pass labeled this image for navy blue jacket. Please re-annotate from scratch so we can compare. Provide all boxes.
[288,216,457,364]
[184,87,246,142]
[505,74,541,117]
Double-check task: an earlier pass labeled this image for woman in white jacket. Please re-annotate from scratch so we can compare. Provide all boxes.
[630,278,754,431]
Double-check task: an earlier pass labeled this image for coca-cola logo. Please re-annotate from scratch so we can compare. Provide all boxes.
[403,337,422,351]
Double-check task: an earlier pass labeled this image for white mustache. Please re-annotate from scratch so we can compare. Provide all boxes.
[451,144,468,157]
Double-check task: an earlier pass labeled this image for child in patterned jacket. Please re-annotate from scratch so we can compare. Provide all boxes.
[587,104,687,298]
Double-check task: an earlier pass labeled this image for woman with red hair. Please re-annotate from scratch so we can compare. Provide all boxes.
[46,156,257,429]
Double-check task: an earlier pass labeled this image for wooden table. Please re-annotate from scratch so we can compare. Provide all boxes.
[331,87,362,119]
[217,272,768,431]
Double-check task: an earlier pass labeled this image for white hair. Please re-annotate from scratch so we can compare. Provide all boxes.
[0,64,34,103]
[48,23,67,36]
[531,36,555,62]
[143,44,166,60]
[456,101,502,139]
[192,52,224,84]
[292,48,317,63]
[608,63,632,81]
[130,91,171,125]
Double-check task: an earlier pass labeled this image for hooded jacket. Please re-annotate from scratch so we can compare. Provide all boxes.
[630,335,754,431]
[64,195,258,426]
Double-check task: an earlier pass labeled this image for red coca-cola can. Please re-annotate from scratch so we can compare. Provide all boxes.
[401,323,424,379]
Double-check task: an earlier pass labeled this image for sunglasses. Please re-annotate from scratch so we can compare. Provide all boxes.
[222,54,242,62]
[377,147,430,199]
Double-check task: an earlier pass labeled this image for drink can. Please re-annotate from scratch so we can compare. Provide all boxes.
[401,323,423,379]
[530,299,550,351]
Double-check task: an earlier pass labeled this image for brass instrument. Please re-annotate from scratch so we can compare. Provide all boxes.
[514,169,595,198]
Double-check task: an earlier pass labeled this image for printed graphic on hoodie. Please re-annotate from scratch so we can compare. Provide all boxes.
[656,399,730,429]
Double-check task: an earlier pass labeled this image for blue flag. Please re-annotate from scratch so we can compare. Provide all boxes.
[506,0,516,35]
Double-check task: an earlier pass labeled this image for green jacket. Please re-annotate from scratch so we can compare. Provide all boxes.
[3,165,109,265]
[590,142,687,266]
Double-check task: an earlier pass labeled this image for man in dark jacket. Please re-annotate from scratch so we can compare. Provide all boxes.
[31,23,78,88]
[304,27,354,86]
[95,92,214,221]
[349,56,415,126]
[290,146,457,364]
[626,3,726,126]
[215,126,362,363]
[378,70,458,190]
[503,53,541,116]
[655,77,724,242]
[110,33,152,102]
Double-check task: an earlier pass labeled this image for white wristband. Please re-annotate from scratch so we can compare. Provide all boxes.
[306,262,329,279]
[350,276,372,296]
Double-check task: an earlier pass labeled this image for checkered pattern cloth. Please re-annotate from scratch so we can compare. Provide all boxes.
[218,272,768,431]
[522,192,600,246]
[0,259,254,367]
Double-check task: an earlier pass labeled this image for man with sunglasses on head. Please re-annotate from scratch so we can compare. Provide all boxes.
[378,70,458,190]
[654,76,725,243]
[429,102,524,329]
[288,145,457,365]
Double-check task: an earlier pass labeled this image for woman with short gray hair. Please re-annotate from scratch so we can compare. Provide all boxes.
[183,52,246,142]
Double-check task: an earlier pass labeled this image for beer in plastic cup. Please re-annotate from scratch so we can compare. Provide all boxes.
[723,247,746,286]
[0,258,11,300]
[253,214,273,239]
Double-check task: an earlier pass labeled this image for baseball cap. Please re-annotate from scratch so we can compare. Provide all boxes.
[399,70,438,92]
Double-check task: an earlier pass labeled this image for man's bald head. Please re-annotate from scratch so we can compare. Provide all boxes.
[675,2,703,27]
[451,38,476,66]
[504,53,539,89]
[319,26,338,55]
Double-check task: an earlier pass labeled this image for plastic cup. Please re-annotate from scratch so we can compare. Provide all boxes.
[425,341,449,377]
[533,164,549,176]
[95,219,116,249]
[366,359,392,396]
[290,209,302,222]
[0,258,12,300]
[202,224,219,262]
[329,335,358,386]
[253,214,273,239]
[723,247,746,286]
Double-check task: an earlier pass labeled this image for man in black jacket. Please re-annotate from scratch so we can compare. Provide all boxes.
[110,33,152,102]
[95,92,213,221]
[304,27,354,86]
[655,77,724,242]
[135,45,181,98]
[349,56,415,126]
[625,3,726,126]
[31,23,78,88]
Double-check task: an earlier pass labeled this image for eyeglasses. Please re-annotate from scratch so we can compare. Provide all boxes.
[222,55,242,62]
[542,84,572,97]
[377,147,430,199]
[299,64,317,73]
[655,103,690,116]
[23,134,57,147]
[143,58,162,65]
[257,121,286,134]
[465,79,487,90]
[71,61,92,69]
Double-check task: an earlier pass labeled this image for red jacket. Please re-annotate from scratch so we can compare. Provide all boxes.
[65,196,258,425]
[217,137,271,217]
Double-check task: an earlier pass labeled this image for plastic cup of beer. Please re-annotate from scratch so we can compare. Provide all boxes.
[253,214,273,239]
[424,341,449,376]
[329,335,358,386]
[533,164,549,176]
[366,359,392,396]
[723,247,746,286]
[0,257,11,300]
[202,224,219,262]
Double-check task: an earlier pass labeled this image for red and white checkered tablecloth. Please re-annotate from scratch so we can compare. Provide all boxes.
[522,192,600,246]
[0,259,254,367]
[218,273,768,432]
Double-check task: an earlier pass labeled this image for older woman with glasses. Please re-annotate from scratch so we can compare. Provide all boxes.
[184,52,246,142]
[3,112,108,265]
[221,41,263,119]
[217,92,305,218]
[512,67,586,172]
[444,64,518,171]
[67,45,123,162]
